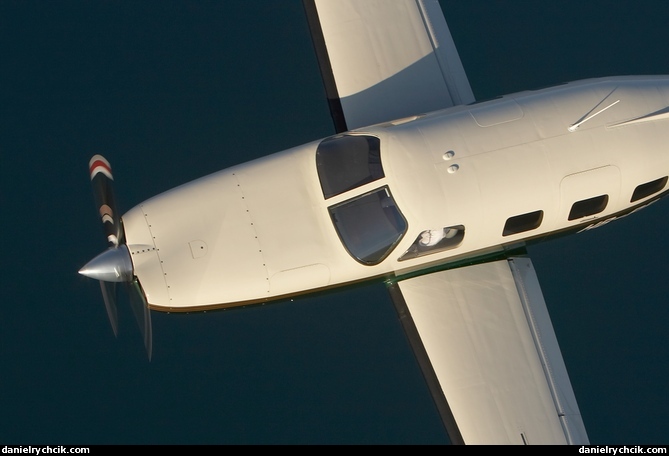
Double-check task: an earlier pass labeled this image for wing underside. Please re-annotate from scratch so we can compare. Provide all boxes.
[390,257,589,444]
[303,2,588,444]
[303,0,475,132]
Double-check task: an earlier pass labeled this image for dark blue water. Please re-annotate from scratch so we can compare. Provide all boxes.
[2,1,668,444]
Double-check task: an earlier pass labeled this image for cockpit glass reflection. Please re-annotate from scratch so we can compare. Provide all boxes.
[316,135,383,198]
[329,187,406,265]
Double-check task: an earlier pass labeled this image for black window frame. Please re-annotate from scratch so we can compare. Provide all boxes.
[316,134,384,199]
[328,186,407,265]
[568,195,609,221]
[630,176,668,203]
[502,210,544,236]
[398,225,465,261]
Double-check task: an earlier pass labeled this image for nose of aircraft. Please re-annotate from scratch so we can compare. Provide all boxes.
[79,244,134,282]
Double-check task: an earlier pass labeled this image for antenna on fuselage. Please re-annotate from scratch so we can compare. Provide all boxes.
[568,99,620,132]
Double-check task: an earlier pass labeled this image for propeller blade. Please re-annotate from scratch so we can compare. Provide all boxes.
[89,154,122,247]
[99,281,118,337]
[128,278,153,361]
[83,154,153,359]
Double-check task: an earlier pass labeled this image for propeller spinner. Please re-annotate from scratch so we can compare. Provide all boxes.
[79,155,153,360]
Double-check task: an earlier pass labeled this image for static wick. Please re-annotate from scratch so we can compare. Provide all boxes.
[568,99,621,132]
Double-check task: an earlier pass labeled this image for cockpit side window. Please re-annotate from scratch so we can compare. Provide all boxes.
[316,135,383,199]
[398,225,465,261]
[329,187,407,265]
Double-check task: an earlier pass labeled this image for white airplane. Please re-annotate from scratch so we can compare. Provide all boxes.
[79,0,669,445]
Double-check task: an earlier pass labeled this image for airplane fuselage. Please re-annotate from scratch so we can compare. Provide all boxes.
[121,76,669,311]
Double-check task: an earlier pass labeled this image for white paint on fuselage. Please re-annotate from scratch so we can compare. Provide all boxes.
[122,76,669,310]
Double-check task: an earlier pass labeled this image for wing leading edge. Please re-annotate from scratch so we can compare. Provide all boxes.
[389,257,589,444]
[304,1,588,444]
[303,0,475,132]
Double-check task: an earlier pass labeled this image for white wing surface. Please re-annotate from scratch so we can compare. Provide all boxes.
[390,257,589,444]
[303,0,475,132]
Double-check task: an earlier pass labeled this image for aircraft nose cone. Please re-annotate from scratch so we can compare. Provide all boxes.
[79,244,134,282]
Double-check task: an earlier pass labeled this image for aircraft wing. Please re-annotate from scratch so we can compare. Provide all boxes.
[389,257,589,444]
[303,1,589,444]
[303,0,475,132]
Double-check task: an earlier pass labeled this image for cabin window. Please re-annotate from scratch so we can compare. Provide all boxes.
[398,225,465,261]
[630,176,668,203]
[329,187,406,265]
[503,210,543,236]
[568,195,608,221]
[316,135,384,199]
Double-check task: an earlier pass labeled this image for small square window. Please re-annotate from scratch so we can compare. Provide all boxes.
[568,195,608,221]
[503,210,543,236]
[398,225,465,261]
[631,176,668,203]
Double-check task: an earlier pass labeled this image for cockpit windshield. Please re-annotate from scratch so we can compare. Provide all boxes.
[329,187,407,265]
[317,134,407,264]
[316,135,383,198]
